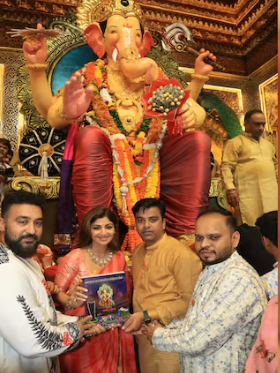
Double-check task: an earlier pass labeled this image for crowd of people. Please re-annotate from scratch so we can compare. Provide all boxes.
[0,189,278,373]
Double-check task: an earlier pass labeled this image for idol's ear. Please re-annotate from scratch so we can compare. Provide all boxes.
[139,30,154,57]
[84,23,106,58]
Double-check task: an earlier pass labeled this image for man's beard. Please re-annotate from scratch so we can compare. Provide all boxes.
[5,231,39,259]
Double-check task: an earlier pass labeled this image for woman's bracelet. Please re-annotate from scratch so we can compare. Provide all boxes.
[26,63,48,70]
[191,74,209,83]
[65,296,75,310]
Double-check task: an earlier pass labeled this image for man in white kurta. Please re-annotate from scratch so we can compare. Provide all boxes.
[0,191,102,373]
[221,110,278,226]
[143,210,267,373]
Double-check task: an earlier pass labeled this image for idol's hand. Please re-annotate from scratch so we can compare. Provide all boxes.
[194,49,216,76]
[23,23,47,65]
[176,98,206,130]
[63,72,94,120]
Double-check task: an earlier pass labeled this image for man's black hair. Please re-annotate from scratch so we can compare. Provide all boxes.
[255,211,278,247]
[197,208,237,233]
[132,198,166,219]
[1,191,45,218]
[244,109,263,123]
[236,223,275,276]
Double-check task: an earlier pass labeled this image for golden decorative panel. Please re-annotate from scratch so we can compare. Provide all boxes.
[6,176,60,199]
[0,50,25,149]
[259,74,278,132]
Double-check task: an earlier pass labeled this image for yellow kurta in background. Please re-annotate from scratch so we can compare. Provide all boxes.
[132,233,202,373]
[221,132,278,226]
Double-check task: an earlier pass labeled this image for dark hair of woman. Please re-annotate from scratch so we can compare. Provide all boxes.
[78,206,119,252]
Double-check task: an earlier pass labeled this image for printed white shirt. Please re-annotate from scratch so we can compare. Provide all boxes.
[152,251,267,373]
[0,244,80,373]
[262,262,278,299]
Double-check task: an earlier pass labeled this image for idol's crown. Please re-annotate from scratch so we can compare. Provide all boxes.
[77,0,144,31]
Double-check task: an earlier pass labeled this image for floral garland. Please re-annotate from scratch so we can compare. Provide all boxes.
[84,59,166,251]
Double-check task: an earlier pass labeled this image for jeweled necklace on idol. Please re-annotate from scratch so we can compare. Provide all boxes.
[86,247,114,267]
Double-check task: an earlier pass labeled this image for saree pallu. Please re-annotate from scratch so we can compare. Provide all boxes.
[55,250,136,373]
[59,328,136,373]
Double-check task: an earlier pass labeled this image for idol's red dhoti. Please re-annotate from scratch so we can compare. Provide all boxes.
[72,126,211,236]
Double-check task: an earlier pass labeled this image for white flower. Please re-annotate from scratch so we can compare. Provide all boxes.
[100,88,113,102]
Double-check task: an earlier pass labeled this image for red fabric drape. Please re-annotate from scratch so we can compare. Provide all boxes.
[72,126,113,226]
[72,127,211,237]
[160,131,211,236]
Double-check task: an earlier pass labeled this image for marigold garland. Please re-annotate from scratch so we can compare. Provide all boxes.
[83,59,166,252]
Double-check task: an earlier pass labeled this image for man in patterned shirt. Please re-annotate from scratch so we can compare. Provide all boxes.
[256,210,278,299]
[0,191,105,373]
[142,209,267,373]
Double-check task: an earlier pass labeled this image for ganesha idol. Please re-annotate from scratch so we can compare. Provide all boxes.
[22,0,216,253]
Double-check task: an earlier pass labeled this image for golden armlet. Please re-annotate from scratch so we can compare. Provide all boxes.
[191,74,209,83]
[26,63,48,70]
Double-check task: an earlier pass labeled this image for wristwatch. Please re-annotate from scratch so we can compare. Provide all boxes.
[143,310,151,324]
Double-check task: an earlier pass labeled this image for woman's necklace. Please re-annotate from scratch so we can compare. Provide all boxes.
[86,249,114,267]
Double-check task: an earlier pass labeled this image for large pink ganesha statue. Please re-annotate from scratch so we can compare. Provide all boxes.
[22,0,215,253]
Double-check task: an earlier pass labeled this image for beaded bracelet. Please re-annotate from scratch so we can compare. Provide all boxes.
[65,297,75,310]
[191,74,209,83]
[26,63,48,70]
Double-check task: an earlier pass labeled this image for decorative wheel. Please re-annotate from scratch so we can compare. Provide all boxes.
[19,126,66,177]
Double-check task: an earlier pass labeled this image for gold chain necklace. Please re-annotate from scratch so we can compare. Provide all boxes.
[86,249,114,267]
[107,66,145,101]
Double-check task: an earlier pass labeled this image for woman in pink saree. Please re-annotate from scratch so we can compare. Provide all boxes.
[54,206,136,373]
[245,295,278,373]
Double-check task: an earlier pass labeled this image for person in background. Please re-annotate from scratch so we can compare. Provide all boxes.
[221,109,278,226]
[0,191,105,373]
[3,148,14,164]
[142,210,266,373]
[236,223,275,276]
[54,206,137,373]
[255,211,278,299]
[123,198,202,373]
[0,138,13,203]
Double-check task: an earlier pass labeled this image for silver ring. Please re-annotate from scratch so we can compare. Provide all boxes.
[73,298,77,302]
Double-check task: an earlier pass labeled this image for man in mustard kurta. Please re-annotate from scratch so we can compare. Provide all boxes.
[221,109,278,226]
[123,198,202,373]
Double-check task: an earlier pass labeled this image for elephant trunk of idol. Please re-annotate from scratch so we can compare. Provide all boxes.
[114,42,159,84]
[119,56,159,84]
